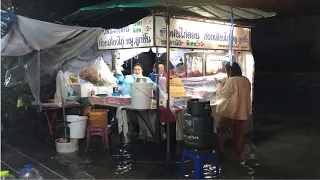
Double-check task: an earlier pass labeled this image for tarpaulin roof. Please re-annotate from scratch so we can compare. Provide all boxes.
[1,15,105,107]
[64,0,276,28]
[1,15,100,56]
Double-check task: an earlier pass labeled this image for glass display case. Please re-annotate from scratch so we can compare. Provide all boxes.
[158,73,228,107]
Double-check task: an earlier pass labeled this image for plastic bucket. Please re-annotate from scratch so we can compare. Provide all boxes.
[131,82,153,109]
[89,109,108,127]
[55,138,78,153]
[67,115,88,139]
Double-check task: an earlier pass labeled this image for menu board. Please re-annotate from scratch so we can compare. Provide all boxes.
[205,53,229,76]
[184,52,204,77]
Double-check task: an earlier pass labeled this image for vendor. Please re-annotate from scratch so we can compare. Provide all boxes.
[120,63,156,96]
[149,62,166,82]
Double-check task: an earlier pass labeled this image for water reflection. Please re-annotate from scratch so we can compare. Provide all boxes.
[51,133,260,179]
[240,143,260,179]
[113,137,133,175]
[203,164,220,179]
[183,164,220,179]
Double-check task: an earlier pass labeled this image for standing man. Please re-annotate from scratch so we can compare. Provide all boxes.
[149,62,166,83]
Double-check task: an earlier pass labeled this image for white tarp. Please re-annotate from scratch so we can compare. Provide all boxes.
[2,15,104,106]
[1,15,95,56]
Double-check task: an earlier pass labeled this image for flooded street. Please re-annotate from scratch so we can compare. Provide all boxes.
[2,0,320,178]
[2,111,320,179]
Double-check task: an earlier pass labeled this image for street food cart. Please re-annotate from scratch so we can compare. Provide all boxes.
[91,15,255,143]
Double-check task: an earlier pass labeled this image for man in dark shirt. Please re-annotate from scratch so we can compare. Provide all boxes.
[149,62,166,82]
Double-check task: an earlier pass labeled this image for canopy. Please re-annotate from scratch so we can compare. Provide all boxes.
[2,15,104,106]
[64,0,276,28]
[1,15,97,56]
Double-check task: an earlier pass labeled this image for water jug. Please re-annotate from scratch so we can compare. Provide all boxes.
[18,164,42,180]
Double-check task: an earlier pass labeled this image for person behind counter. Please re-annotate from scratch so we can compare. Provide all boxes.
[216,62,251,158]
[119,63,156,96]
[149,62,166,83]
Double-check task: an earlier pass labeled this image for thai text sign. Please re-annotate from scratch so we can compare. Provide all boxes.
[154,16,250,50]
[98,16,154,50]
[98,16,251,50]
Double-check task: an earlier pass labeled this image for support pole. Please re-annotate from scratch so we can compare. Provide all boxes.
[156,47,160,144]
[165,6,171,165]
[62,96,67,139]
[60,77,68,141]
[229,8,235,66]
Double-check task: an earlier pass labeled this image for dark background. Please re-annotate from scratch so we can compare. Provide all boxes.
[251,15,320,121]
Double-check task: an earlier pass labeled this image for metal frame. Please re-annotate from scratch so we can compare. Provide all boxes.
[95,7,248,164]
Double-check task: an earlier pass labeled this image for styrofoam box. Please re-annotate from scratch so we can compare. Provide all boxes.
[96,85,113,95]
[71,83,113,98]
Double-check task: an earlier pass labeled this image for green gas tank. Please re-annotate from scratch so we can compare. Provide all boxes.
[183,99,213,152]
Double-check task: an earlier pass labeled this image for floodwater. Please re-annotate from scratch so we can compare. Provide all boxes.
[2,111,320,179]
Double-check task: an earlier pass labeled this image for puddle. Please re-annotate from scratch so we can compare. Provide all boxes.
[113,147,133,175]
[2,122,262,179]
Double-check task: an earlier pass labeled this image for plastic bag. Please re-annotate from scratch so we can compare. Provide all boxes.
[54,70,69,100]
[80,57,117,87]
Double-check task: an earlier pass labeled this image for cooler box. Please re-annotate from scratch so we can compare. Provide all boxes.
[89,109,108,127]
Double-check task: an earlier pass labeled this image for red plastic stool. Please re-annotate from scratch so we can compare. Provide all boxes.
[86,125,112,151]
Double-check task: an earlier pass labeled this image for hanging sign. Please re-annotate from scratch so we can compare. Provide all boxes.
[98,16,154,50]
[154,16,250,50]
[98,16,251,50]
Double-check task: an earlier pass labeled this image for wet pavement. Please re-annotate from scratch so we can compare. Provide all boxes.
[2,112,320,179]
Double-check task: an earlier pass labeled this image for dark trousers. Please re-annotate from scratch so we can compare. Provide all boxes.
[216,116,244,156]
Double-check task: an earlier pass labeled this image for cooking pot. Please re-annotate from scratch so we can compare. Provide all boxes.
[135,77,148,83]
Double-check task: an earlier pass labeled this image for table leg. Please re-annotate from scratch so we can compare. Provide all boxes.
[136,111,156,140]
[51,112,57,127]
[154,111,160,143]
[45,112,53,137]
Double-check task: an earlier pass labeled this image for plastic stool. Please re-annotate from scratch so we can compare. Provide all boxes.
[180,150,220,179]
[86,125,112,151]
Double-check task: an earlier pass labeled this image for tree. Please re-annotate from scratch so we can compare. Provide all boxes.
[1,56,33,124]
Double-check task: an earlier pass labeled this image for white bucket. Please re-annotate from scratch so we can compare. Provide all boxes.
[55,138,78,153]
[67,115,88,139]
[131,82,153,109]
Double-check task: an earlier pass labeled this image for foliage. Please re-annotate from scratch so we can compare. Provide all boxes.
[1,56,34,122]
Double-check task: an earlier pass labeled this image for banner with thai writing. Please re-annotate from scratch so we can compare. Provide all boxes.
[98,16,154,50]
[155,16,250,50]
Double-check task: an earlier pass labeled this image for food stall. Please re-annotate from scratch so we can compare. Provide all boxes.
[88,15,254,142]
[2,10,255,160]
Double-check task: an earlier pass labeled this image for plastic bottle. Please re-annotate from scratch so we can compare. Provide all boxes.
[0,171,15,179]
[90,89,95,97]
[18,164,42,180]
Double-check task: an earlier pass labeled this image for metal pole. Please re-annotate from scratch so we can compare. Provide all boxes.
[62,97,67,139]
[153,14,161,144]
[131,57,133,74]
[165,6,171,165]
[156,47,160,143]
[60,77,67,140]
